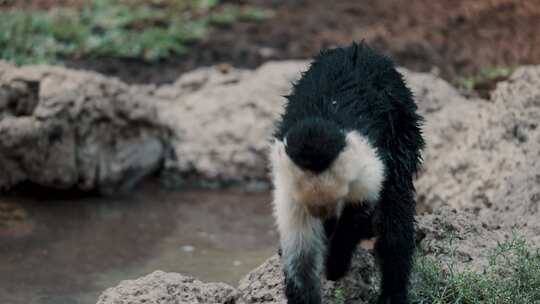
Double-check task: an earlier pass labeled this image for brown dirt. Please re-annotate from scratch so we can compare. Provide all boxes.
[69,0,540,86]
[0,0,85,10]
[3,0,539,85]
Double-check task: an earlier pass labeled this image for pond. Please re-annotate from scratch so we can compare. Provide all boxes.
[0,183,277,304]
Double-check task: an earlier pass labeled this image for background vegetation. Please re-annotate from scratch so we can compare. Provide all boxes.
[411,238,540,304]
[0,0,271,64]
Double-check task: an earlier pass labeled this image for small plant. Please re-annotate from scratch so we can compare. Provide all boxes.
[334,286,346,304]
[456,67,513,92]
[410,237,540,304]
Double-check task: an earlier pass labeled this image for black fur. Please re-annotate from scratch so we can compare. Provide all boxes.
[273,42,424,304]
[325,203,374,281]
[284,117,346,173]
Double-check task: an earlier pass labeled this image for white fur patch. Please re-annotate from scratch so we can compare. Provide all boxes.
[342,131,385,203]
[280,213,325,283]
[269,131,385,222]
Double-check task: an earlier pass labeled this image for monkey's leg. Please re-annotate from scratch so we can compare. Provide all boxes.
[374,185,415,304]
[325,203,374,281]
[279,209,325,304]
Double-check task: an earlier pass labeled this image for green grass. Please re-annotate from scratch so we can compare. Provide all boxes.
[456,67,513,92]
[331,237,539,303]
[0,0,273,64]
[411,237,540,304]
[334,286,346,304]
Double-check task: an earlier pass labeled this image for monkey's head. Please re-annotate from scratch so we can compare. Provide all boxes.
[284,118,346,174]
[271,117,385,218]
[271,118,351,218]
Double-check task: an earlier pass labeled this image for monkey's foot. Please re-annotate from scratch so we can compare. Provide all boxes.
[325,257,351,281]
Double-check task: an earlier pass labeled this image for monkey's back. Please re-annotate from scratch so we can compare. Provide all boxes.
[275,42,424,177]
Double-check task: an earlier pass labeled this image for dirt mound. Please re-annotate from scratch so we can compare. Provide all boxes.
[96,271,240,304]
[238,249,377,304]
[414,65,540,243]
[0,62,168,194]
[156,61,307,184]
[0,61,308,192]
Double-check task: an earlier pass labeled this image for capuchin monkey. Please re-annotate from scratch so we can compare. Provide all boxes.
[269,43,424,304]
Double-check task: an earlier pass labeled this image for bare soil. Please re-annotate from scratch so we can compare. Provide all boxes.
[66,0,540,86]
[0,0,85,10]
[3,0,539,85]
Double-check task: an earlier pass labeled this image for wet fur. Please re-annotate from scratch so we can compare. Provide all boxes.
[270,42,424,304]
[271,131,384,218]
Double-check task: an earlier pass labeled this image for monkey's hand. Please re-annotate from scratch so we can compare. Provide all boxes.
[325,255,351,281]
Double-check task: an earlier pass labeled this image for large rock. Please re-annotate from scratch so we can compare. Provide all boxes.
[0,62,169,193]
[0,61,308,191]
[411,66,540,243]
[96,271,240,304]
[483,66,540,242]
[155,61,308,184]
[415,207,508,272]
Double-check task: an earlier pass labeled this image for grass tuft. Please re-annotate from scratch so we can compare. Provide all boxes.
[456,67,512,92]
[0,0,272,64]
[410,237,540,304]
[334,286,346,304]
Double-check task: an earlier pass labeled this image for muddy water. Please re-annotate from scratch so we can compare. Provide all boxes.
[0,185,277,304]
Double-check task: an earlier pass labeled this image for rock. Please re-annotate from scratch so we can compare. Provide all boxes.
[0,61,309,191]
[410,66,540,243]
[0,78,39,118]
[0,62,169,193]
[156,61,308,184]
[400,69,496,213]
[416,207,507,272]
[485,66,540,243]
[238,249,378,304]
[96,270,240,304]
